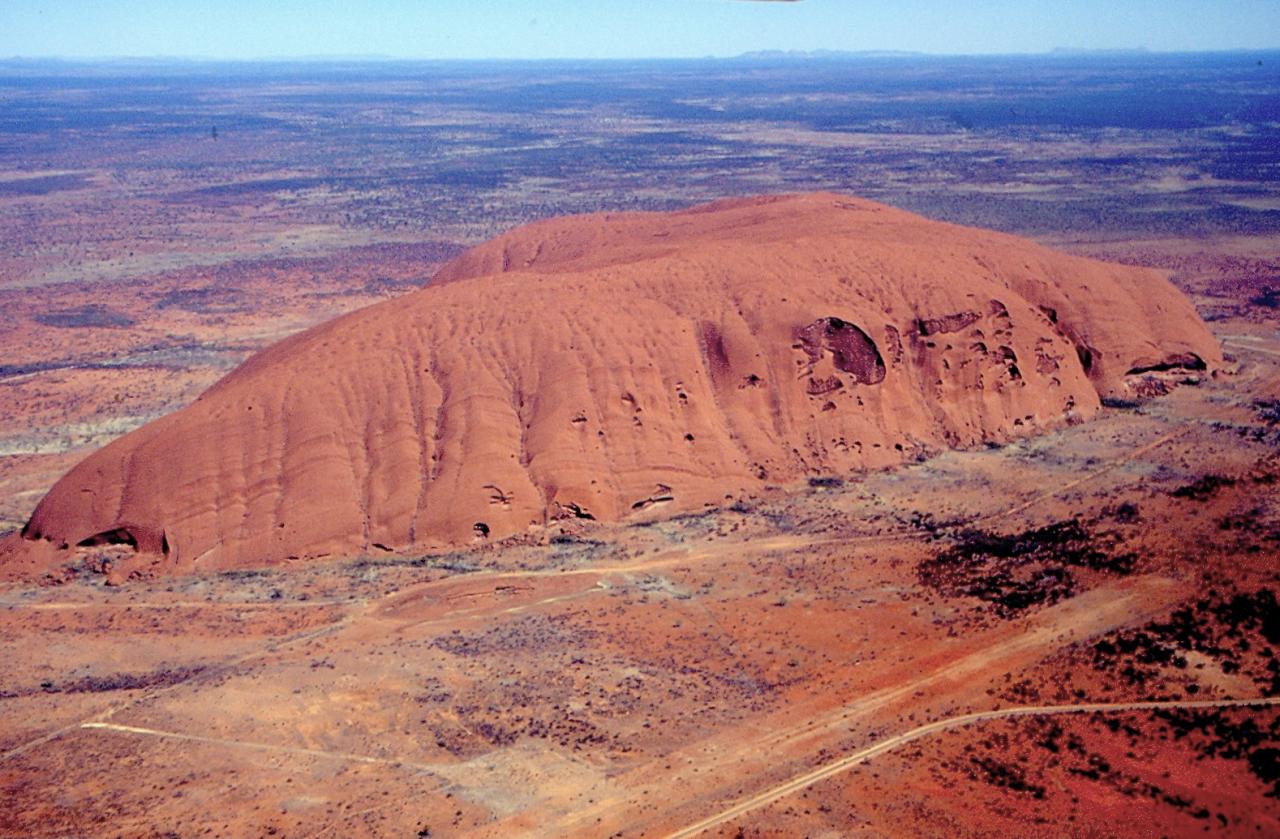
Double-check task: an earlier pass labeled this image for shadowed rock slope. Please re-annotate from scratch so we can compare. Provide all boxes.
[6,193,1221,576]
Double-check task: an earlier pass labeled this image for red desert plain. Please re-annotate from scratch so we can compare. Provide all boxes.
[1,53,1278,838]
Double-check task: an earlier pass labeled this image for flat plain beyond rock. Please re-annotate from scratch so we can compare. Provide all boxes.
[2,55,1278,838]
[7,192,1221,577]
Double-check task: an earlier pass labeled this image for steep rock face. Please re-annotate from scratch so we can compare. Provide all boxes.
[9,193,1220,575]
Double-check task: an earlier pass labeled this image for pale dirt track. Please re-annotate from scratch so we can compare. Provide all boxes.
[990,424,1190,524]
[0,598,350,610]
[664,695,1280,839]
[0,618,345,763]
[79,721,446,773]
[527,576,1187,838]
[360,414,1196,639]
[75,581,1172,782]
[3,413,1195,621]
[0,419,1201,770]
[1223,337,1280,359]
[0,416,1232,837]
[70,694,1280,839]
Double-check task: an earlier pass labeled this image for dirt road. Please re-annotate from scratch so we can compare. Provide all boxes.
[664,695,1280,839]
[494,576,1189,837]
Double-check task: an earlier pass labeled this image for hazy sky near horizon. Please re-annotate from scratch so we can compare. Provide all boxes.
[2,0,1277,60]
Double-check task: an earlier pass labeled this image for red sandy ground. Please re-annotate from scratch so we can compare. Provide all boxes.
[0,189,1276,835]
[0,241,459,533]
[8,194,1223,575]
[0,295,1276,834]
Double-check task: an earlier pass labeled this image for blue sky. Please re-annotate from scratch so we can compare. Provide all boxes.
[2,0,1277,60]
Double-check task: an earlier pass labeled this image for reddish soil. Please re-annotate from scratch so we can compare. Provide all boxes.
[6,193,1222,576]
[3,55,1278,837]
[1,305,1277,835]
[0,242,459,533]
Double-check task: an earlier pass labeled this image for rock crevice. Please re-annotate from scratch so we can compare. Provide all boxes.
[7,192,1222,576]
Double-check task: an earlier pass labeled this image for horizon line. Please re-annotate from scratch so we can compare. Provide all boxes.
[2,46,1278,65]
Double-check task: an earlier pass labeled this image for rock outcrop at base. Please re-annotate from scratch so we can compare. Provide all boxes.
[7,193,1221,576]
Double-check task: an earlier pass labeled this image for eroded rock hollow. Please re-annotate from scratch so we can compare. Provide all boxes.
[7,193,1221,575]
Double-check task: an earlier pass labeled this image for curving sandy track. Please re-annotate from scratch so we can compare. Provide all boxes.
[528,576,1188,838]
[664,696,1280,839]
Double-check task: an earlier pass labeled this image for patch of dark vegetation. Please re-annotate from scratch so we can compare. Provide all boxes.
[1155,707,1280,798]
[1254,400,1280,425]
[431,699,617,757]
[548,533,605,547]
[217,567,271,581]
[363,275,426,294]
[350,550,480,574]
[1007,716,1205,812]
[1250,288,1280,310]
[807,475,844,488]
[1089,588,1279,695]
[1102,501,1141,524]
[542,533,615,566]
[0,173,91,196]
[632,502,732,540]
[414,676,452,705]
[1101,396,1142,409]
[918,520,1135,617]
[904,510,968,537]
[33,305,136,329]
[1064,750,1113,783]
[430,613,597,659]
[155,286,245,313]
[982,714,1266,825]
[652,508,723,529]
[1217,506,1279,542]
[188,176,330,197]
[1,665,206,699]
[1170,474,1237,501]
[969,755,1047,798]
[0,360,69,379]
